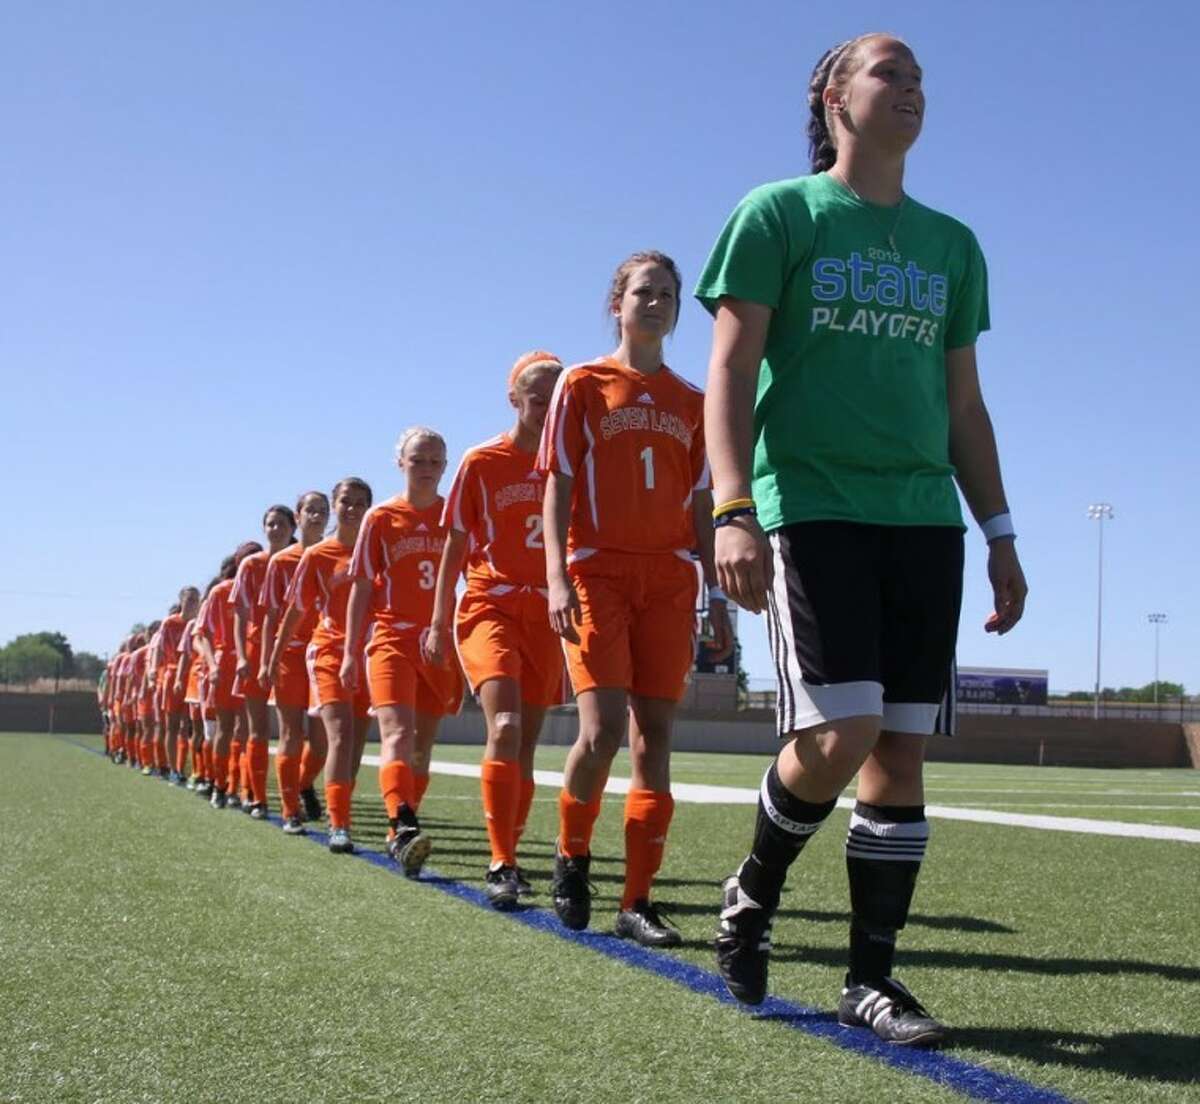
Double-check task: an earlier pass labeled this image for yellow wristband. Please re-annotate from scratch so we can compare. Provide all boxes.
[712,497,756,520]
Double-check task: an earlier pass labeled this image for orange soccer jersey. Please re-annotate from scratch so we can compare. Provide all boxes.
[349,495,462,715]
[230,550,271,698]
[538,357,708,700]
[442,434,564,706]
[200,579,239,712]
[155,612,187,713]
[262,542,316,710]
[287,536,369,714]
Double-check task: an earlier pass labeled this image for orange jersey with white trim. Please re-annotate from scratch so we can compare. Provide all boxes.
[262,543,317,649]
[538,357,709,557]
[127,646,149,702]
[286,536,357,651]
[443,434,548,591]
[349,496,446,631]
[200,579,236,653]
[230,550,271,644]
[156,613,187,670]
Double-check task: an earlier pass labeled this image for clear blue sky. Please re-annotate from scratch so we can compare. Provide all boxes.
[3,1,1197,693]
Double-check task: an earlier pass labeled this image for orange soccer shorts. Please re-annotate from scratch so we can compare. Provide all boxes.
[232,636,268,700]
[184,661,202,707]
[160,666,185,714]
[211,650,242,713]
[456,588,564,707]
[272,647,310,711]
[365,625,463,716]
[306,641,371,717]
[564,550,697,701]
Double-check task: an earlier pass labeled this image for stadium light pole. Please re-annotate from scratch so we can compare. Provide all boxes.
[1148,613,1167,707]
[1087,503,1114,721]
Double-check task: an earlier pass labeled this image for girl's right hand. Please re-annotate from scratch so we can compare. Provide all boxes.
[339,653,359,691]
[547,574,582,644]
[716,515,774,614]
[422,624,448,667]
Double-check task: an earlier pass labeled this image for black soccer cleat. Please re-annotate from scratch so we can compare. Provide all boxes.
[248,801,269,821]
[551,848,593,932]
[714,870,774,1006]
[300,787,323,822]
[837,976,948,1047]
[615,898,681,948]
[387,826,431,878]
[484,864,521,911]
[514,865,534,898]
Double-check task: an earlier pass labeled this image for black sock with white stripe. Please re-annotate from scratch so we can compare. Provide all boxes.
[739,761,838,911]
[845,802,929,986]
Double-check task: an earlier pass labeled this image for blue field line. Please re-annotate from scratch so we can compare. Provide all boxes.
[66,736,1076,1104]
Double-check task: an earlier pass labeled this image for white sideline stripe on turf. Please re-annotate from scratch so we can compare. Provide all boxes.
[423,758,1200,845]
[269,749,1200,844]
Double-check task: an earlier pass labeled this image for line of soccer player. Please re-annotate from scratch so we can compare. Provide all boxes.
[97,249,735,946]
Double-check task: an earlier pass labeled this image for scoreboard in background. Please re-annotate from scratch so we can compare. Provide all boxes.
[956,666,1049,706]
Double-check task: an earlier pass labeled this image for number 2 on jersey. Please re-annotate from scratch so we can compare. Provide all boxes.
[640,445,655,490]
[524,514,544,549]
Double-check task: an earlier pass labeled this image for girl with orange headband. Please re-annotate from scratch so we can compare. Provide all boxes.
[425,351,565,909]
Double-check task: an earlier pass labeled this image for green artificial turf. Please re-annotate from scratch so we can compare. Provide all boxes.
[2,733,1198,1103]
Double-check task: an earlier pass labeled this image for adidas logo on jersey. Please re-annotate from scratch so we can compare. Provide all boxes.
[415,523,428,532]
[637,392,654,403]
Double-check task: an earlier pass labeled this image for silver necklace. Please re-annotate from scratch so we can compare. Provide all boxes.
[832,170,907,252]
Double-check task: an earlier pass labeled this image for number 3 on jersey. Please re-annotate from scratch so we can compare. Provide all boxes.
[525,514,544,549]
[640,445,655,490]
[418,560,436,589]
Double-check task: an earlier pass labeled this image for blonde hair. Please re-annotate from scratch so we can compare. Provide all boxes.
[394,426,447,463]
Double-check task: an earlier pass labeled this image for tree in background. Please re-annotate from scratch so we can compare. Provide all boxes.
[0,636,67,684]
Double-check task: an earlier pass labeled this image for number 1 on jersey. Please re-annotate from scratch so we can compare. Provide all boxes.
[640,445,655,490]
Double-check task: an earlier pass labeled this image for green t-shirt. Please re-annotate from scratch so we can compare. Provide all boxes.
[694,172,989,531]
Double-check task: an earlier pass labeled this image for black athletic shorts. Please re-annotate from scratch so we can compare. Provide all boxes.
[766,522,962,737]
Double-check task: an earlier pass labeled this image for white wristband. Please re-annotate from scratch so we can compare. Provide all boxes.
[981,511,1016,543]
[707,585,727,602]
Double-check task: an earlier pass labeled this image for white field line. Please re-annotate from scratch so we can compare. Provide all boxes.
[417,758,1200,845]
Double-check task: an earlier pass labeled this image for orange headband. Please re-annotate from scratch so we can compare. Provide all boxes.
[508,349,562,392]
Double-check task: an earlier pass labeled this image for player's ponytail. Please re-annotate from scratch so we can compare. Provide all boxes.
[807,34,889,174]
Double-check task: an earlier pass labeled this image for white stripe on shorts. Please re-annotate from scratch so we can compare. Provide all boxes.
[767,534,882,734]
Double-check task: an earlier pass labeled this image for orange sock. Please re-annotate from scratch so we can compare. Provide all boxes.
[175,737,188,776]
[227,740,243,794]
[276,753,301,818]
[480,758,520,867]
[248,740,270,805]
[558,789,603,858]
[621,788,675,909]
[514,776,536,847]
[326,780,352,830]
[413,772,430,811]
[379,760,415,821]
[200,743,212,780]
[213,752,230,792]
[140,736,152,766]
[299,743,326,791]
[156,737,168,770]
[239,750,252,801]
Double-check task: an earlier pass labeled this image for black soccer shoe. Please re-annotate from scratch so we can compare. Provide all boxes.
[300,787,323,822]
[714,871,775,1006]
[387,826,431,878]
[837,976,948,1047]
[484,865,521,911]
[514,865,534,897]
[615,899,681,948]
[551,848,593,931]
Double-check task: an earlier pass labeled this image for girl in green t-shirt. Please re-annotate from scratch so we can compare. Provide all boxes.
[696,32,1028,1046]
